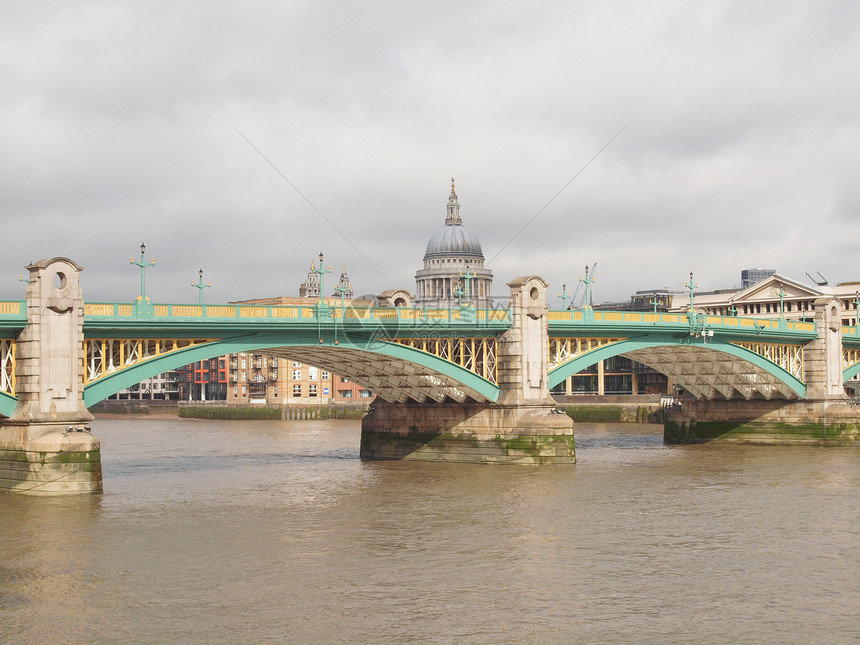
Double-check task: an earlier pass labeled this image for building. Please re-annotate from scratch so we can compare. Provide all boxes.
[176,358,228,401]
[414,179,494,308]
[671,272,860,326]
[741,268,775,289]
[225,353,371,405]
[106,370,181,400]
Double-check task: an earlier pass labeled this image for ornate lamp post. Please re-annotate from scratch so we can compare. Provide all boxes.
[461,267,475,307]
[313,253,333,344]
[191,268,211,306]
[130,242,155,303]
[453,279,466,309]
[579,266,594,311]
[649,296,659,314]
[728,301,738,317]
[313,252,332,309]
[333,270,351,346]
[776,284,787,320]
[854,292,860,328]
[558,283,570,310]
[334,267,351,310]
[685,271,698,313]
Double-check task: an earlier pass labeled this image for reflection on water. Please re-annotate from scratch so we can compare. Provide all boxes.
[1,418,859,643]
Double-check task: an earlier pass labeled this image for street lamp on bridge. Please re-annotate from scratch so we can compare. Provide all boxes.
[776,283,787,320]
[313,252,332,309]
[558,283,570,310]
[685,271,698,313]
[579,266,594,311]
[191,268,211,306]
[130,242,155,303]
[854,292,860,327]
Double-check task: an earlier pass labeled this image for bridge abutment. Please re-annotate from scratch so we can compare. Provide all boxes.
[665,297,860,444]
[361,277,575,464]
[0,258,101,494]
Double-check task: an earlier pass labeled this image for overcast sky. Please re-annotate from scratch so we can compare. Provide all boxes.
[2,1,859,307]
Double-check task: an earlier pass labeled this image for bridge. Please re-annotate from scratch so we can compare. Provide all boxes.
[2,257,860,493]
[5,284,858,413]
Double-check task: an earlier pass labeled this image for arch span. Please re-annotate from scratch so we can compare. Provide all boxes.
[843,362,860,384]
[548,336,806,400]
[0,390,15,418]
[82,331,501,407]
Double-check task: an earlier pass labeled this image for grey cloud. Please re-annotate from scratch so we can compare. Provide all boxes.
[2,0,859,307]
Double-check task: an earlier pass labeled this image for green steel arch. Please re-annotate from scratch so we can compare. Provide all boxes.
[548,335,807,399]
[843,362,860,383]
[82,331,501,407]
[0,391,15,418]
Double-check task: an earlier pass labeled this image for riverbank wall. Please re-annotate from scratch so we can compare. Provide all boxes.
[554,394,664,423]
[90,400,368,420]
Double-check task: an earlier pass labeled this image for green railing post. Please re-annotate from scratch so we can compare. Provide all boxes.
[130,242,155,317]
[558,283,570,310]
[191,268,211,305]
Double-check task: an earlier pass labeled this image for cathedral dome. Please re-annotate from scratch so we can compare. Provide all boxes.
[423,179,484,259]
[424,223,483,258]
[415,179,494,309]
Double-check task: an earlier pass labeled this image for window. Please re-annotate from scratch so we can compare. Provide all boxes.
[341,377,349,383]
[293,361,301,367]
[359,390,372,398]
[233,386,238,395]
[308,367,318,380]
[339,390,352,398]
[241,373,246,382]
[241,358,247,369]
[309,384,318,397]
[293,384,302,397]
[321,371,329,380]
[241,385,246,395]
[273,387,278,397]
[293,369,302,380]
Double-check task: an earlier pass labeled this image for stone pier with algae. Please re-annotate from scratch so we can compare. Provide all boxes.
[0,258,101,494]
[361,276,575,465]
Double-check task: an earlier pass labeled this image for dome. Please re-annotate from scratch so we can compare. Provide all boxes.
[424,223,483,258]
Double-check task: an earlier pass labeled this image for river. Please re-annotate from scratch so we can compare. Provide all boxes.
[1,418,858,643]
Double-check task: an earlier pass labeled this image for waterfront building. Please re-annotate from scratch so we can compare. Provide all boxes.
[106,370,181,401]
[225,352,370,405]
[669,272,860,325]
[414,179,494,309]
[176,359,227,401]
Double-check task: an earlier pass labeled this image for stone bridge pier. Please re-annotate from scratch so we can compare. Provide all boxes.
[0,258,101,494]
[360,276,576,464]
[665,296,860,444]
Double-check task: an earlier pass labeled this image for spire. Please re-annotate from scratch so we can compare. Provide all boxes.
[445,177,462,225]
